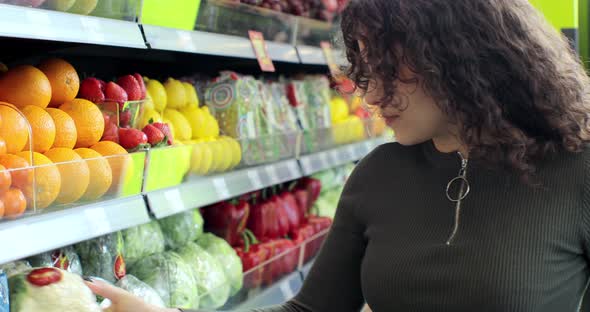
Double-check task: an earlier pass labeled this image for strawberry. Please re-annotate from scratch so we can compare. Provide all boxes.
[142,124,165,146]
[27,267,62,287]
[118,128,148,150]
[113,253,126,280]
[133,73,146,99]
[104,82,128,105]
[119,110,132,128]
[152,122,174,145]
[102,121,119,143]
[79,77,105,103]
[117,75,142,101]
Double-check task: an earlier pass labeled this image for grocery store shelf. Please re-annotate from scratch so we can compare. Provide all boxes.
[0,195,150,264]
[147,159,303,218]
[296,45,327,65]
[0,4,146,48]
[298,137,389,176]
[229,270,303,310]
[142,25,300,63]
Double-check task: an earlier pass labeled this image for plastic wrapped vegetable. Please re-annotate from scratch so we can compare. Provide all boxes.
[28,247,84,275]
[0,261,31,278]
[197,233,243,295]
[9,267,101,312]
[177,242,230,309]
[122,221,166,266]
[128,252,199,309]
[75,232,126,283]
[158,210,204,250]
[115,274,166,308]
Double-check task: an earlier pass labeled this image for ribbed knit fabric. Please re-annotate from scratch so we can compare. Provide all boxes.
[240,141,590,312]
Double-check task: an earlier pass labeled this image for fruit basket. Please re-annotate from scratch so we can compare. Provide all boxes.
[0,0,141,21]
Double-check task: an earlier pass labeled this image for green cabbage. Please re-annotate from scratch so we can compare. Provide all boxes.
[158,210,204,250]
[197,233,243,295]
[74,232,125,283]
[122,221,166,267]
[128,252,199,309]
[176,242,229,309]
[115,274,166,308]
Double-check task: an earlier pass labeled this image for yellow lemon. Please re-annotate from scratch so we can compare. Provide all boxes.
[146,79,167,112]
[163,109,192,141]
[143,90,155,111]
[222,136,242,168]
[194,141,213,175]
[164,78,186,109]
[180,106,206,139]
[216,138,233,172]
[139,108,163,129]
[182,82,199,108]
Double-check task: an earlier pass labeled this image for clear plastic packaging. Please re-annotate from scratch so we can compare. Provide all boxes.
[121,221,166,267]
[74,232,126,284]
[115,274,166,308]
[158,210,204,250]
[197,233,243,296]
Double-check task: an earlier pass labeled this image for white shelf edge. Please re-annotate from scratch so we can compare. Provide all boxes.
[147,159,303,219]
[296,45,327,65]
[0,4,146,49]
[143,25,299,63]
[0,195,149,264]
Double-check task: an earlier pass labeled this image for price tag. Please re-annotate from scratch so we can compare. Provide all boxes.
[213,177,231,199]
[266,165,280,184]
[163,189,185,214]
[85,207,111,236]
[320,41,339,76]
[249,31,275,72]
[247,170,263,190]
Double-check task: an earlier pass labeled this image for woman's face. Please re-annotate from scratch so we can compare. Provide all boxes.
[360,43,450,146]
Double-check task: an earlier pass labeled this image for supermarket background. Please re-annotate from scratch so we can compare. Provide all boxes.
[0,0,584,311]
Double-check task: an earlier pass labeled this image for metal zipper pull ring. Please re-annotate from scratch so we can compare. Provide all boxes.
[446,176,470,202]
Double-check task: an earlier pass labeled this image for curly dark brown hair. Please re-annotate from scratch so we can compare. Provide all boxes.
[341,0,590,179]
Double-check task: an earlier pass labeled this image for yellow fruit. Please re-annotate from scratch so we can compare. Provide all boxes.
[139,108,163,129]
[163,118,176,143]
[146,79,167,112]
[189,141,203,175]
[180,106,206,140]
[194,142,213,175]
[330,97,350,123]
[0,65,52,109]
[68,0,98,15]
[74,148,112,201]
[164,78,186,109]
[222,136,242,168]
[164,109,192,141]
[15,151,61,209]
[44,148,90,204]
[182,82,199,108]
[216,138,233,172]
[21,105,56,153]
[143,90,155,111]
[59,99,104,148]
[206,139,223,173]
[46,108,77,149]
[202,112,220,139]
[47,0,76,11]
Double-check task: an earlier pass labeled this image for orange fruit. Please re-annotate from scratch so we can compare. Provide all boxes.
[38,58,79,108]
[16,151,61,209]
[0,103,29,153]
[0,65,52,109]
[1,188,26,219]
[44,148,89,204]
[90,141,130,194]
[0,199,4,218]
[59,99,104,148]
[21,105,56,153]
[0,137,7,155]
[0,154,30,191]
[0,164,11,195]
[46,108,77,149]
[75,148,112,201]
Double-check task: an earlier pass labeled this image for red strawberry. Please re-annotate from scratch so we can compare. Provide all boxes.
[118,128,148,149]
[117,75,142,101]
[102,121,119,143]
[119,110,132,128]
[113,254,126,280]
[133,73,146,99]
[142,124,165,146]
[27,267,62,287]
[79,77,105,103]
[152,122,174,145]
[104,82,128,104]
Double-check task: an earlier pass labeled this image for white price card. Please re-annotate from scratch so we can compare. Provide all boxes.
[247,170,263,190]
[266,165,280,184]
[85,207,112,237]
[164,189,185,214]
[213,177,231,199]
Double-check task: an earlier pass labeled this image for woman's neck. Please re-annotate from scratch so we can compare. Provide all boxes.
[432,133,468,158]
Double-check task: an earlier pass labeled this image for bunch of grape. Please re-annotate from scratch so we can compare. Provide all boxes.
[239,0,342,21]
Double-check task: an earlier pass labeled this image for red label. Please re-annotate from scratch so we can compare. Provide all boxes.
[249,31,276,72]
[51,251,70,271]
[27,268,62,287]
[113,254,126,280]
[320,41,340,76]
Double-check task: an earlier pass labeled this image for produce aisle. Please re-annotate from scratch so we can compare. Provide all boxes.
[0,1,392,311]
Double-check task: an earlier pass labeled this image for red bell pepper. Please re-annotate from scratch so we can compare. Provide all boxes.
[279,186,302,233]
[299,177,322,204]
[203,199,250,246]
[234,230,269,289]
[293,188,309,224]
[270,190,290,238]
[247,190,282,240]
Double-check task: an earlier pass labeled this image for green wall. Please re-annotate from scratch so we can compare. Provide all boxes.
[530,0,578,29]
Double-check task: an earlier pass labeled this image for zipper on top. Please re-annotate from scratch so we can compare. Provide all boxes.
[445,152,470,246]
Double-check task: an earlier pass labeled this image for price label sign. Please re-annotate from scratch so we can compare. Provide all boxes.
[249,31,276,72]
[320,41,340,76]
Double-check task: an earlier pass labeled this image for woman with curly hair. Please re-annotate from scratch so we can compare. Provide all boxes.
[87,0,590,311]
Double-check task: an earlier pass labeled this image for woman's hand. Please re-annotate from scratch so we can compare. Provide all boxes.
[85,278,178,312]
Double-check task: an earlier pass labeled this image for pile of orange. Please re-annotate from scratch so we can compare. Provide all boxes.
[0,58,129,219]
